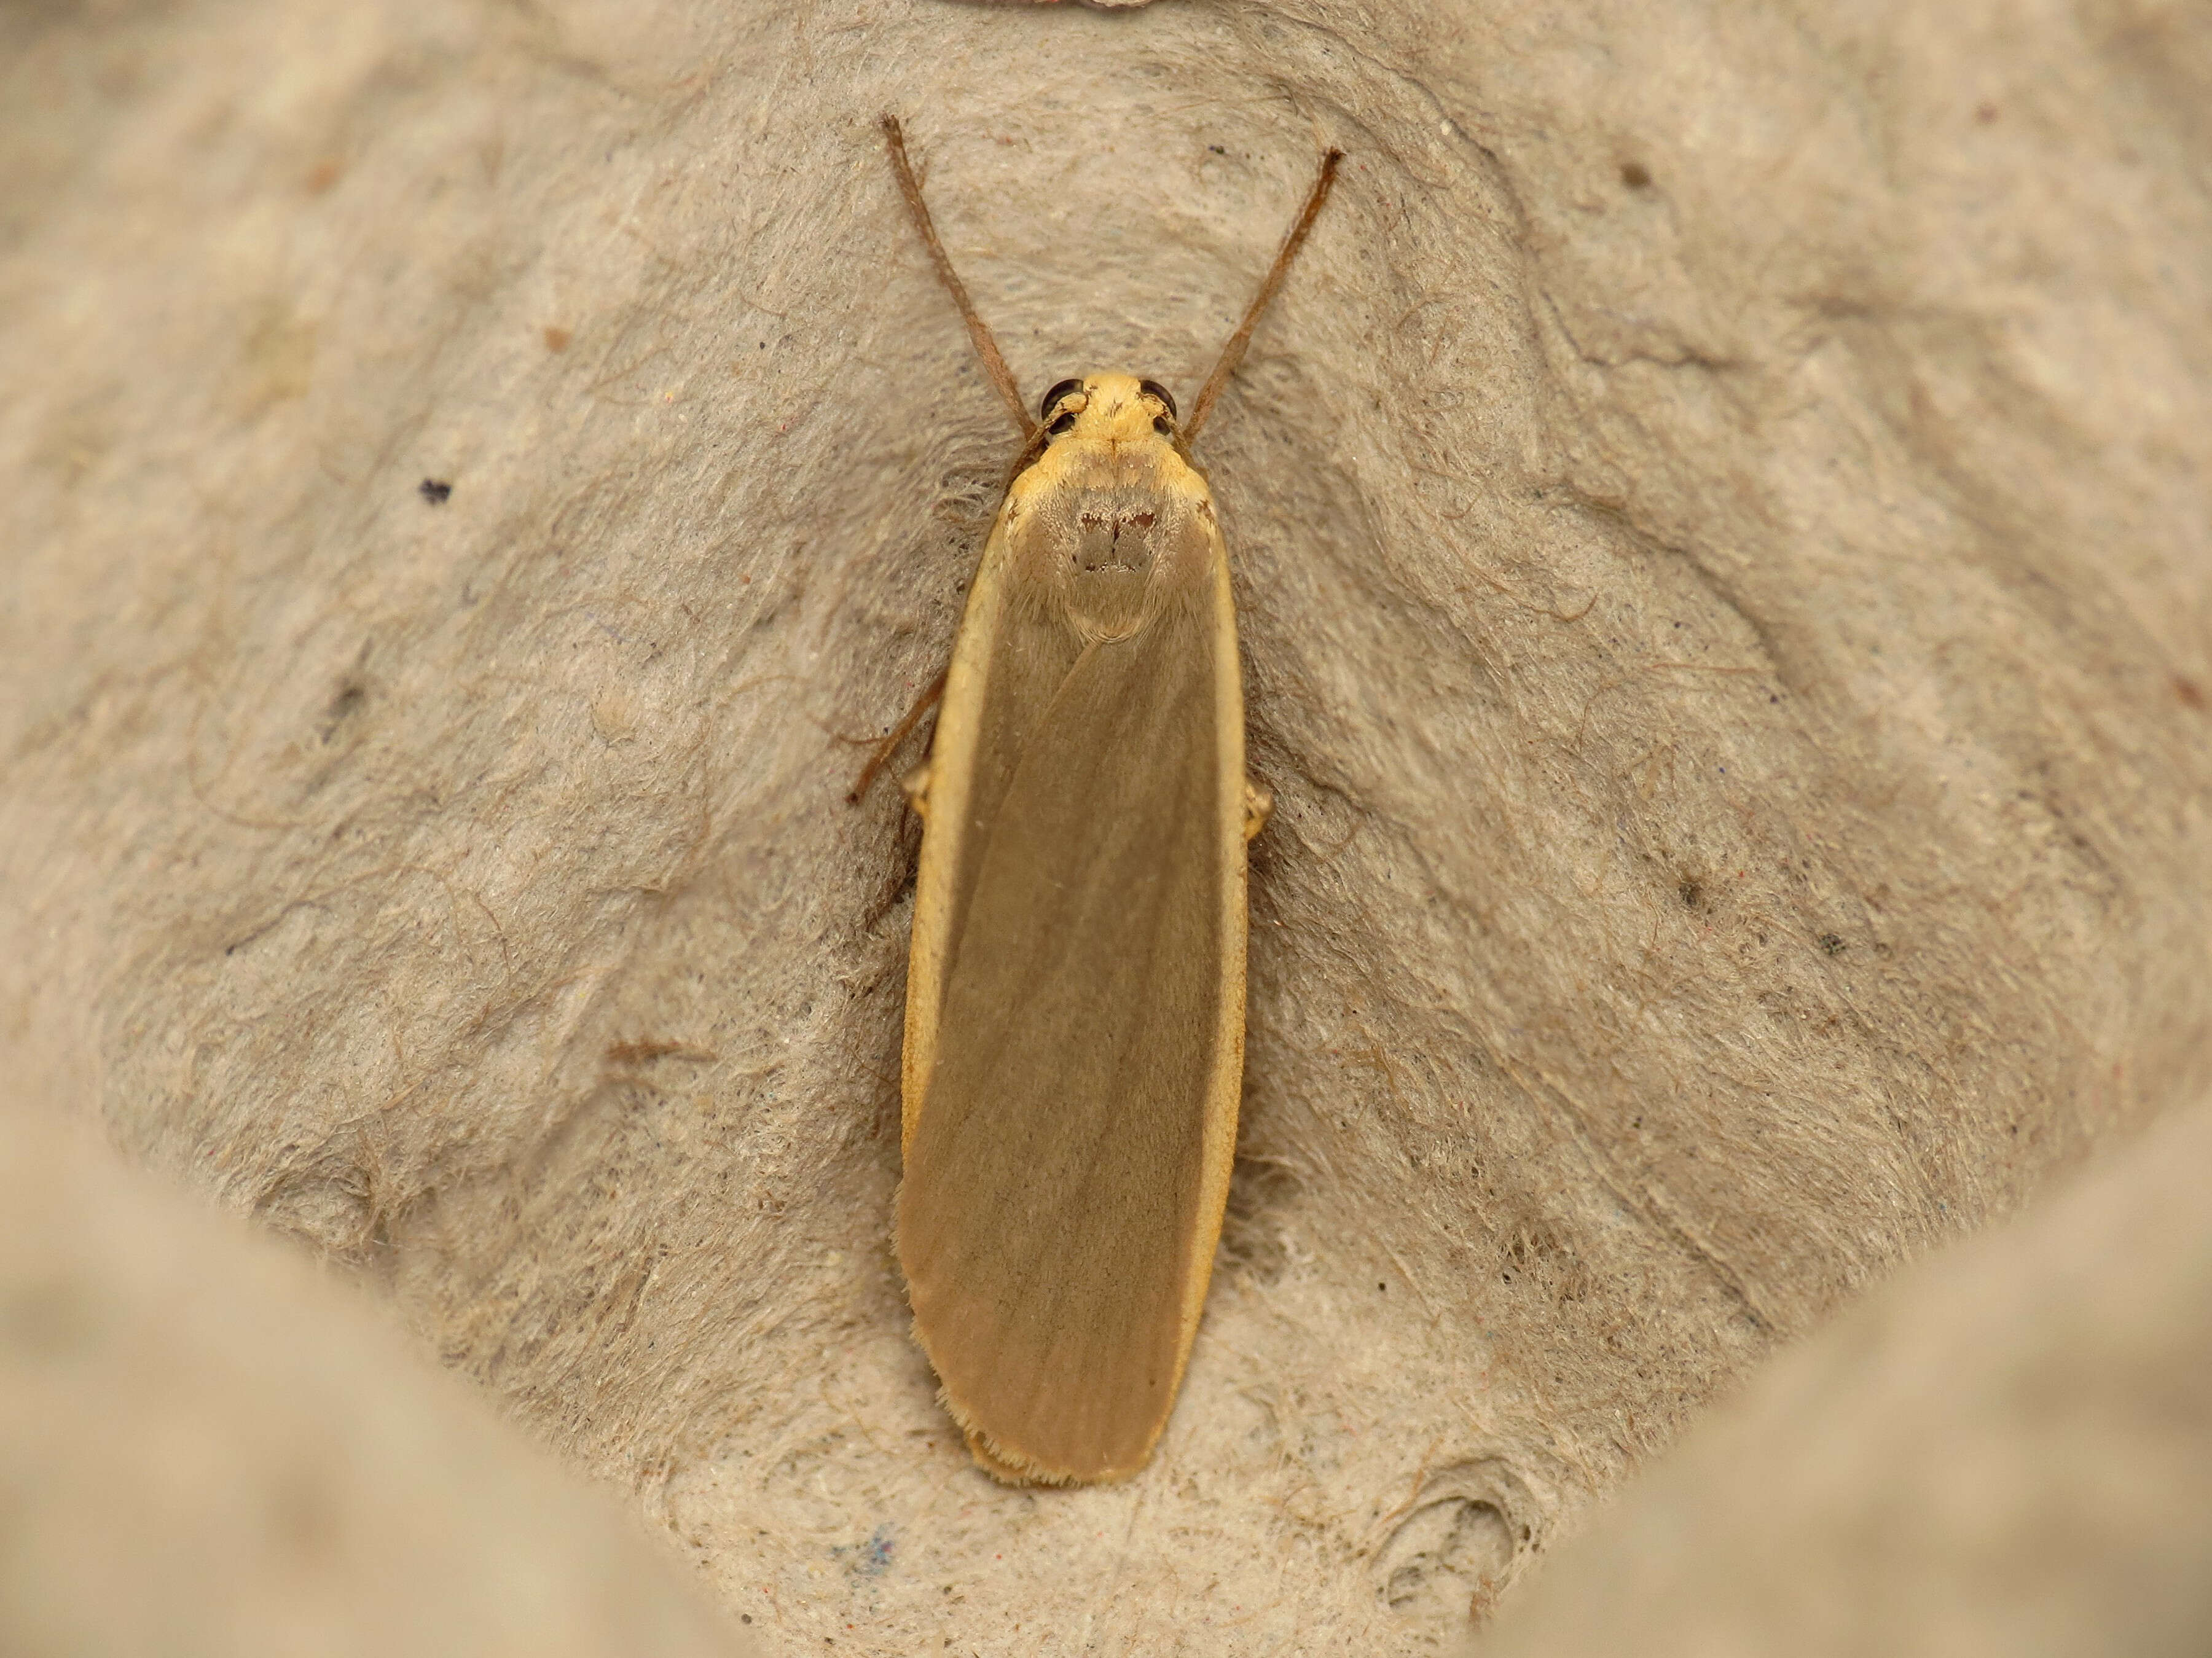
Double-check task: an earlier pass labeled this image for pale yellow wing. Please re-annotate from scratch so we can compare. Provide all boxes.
[899,495,1245,1484]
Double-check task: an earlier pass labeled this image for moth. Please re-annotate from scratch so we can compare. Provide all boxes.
[876,115,1341,1485]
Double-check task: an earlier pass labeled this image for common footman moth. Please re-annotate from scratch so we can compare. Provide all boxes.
[879,114,1340,1484]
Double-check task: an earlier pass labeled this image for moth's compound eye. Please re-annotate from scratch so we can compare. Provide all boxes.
[1039,378,1085,423]
[1139,378,1177,437]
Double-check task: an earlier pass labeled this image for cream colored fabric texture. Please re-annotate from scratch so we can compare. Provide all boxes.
[1465,1094,2212,1658]
[0,1109,754,1657]
[2,0,2207,1653]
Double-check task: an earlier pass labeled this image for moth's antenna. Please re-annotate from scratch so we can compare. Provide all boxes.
[1183,149,1344,447]
[882,114,1033,439]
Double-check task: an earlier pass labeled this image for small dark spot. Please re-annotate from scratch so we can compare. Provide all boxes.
[1378,1281,1387,1293]
[418,478,452,504]
[1819,933,1846,956]
[1677,875,1703,908]
[741,1614,751,1624]
[1974,101,1999,124]
[542,325,573,353]
[320,679,367,742]
[1209,144,1226,155]
[1619,160,1652,189]
[2173,675,2205,710]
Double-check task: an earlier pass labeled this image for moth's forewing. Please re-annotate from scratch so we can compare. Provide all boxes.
[900,393,1247,1484]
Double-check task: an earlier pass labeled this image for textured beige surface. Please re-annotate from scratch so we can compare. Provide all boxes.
[1465,1093,2212,1658]
[2,1,2208,1653]
[0,1108,753,1658]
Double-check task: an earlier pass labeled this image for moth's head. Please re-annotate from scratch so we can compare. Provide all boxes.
[1035,372,1178,447]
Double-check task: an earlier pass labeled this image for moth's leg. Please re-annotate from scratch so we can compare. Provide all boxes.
[901,762,933,821]
[847,668,947,805]
[1242,778,1273,842]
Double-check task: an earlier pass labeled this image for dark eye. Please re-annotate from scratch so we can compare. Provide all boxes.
[1039,378,1084,423]
[1139,379,1177,421]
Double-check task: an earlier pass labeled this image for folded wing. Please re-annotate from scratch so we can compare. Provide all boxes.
[899,597,1229,1482]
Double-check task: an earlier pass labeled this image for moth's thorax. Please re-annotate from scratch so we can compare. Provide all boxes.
[1000,373,1217,642]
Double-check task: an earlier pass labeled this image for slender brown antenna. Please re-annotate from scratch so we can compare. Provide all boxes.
[1182,149,1344,446]
[882,114,1032,438]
